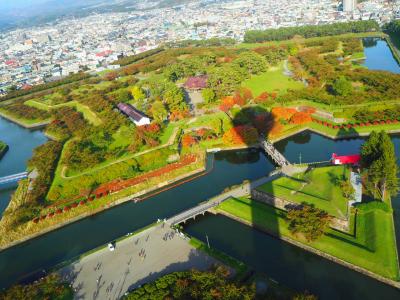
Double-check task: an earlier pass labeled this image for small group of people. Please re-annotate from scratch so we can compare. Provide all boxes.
[163,231,175,241]
[106,281,114,293]
[94,262,102,271]
[138,248,146,259]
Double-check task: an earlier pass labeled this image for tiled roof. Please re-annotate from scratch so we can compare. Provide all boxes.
[117,103,148,122]
[184,75,208,89]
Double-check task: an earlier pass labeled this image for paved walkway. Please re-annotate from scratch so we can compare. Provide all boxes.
[350,171,362,204]
[59,224,219,300]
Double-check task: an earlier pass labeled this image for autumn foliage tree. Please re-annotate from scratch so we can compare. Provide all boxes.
[271,107,297,121]
[222,125,258,145]
[255,92,270,104]
[181,134,198,148]
[290,112,313,125]
[219,96,235,112]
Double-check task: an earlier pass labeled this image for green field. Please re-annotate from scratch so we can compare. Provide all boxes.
[257,166,350,218]
[242,62,303,96]
[217,197,399,280]
[25,100,102,126]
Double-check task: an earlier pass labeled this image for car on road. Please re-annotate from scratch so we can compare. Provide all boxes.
[108,242,115,251]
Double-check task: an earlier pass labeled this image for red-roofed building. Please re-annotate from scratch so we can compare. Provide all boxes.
[184,75,208,90]
[96,50,113,57]
[22,84,33,91]
[5,60,17,67]
[331,153,361,165]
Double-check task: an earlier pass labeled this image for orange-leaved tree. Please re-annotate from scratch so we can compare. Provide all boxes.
[271,107,297,121]
[222,125,259,145]
[290,112,313,125]
[219,96,235,112]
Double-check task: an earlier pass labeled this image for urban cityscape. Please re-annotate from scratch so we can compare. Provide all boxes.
[1,0,400,299]
[1,0,400,94]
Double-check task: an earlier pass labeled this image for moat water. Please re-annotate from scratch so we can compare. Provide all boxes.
[0,117,47,214]
[0,38,400,298]
[362,37,400,73]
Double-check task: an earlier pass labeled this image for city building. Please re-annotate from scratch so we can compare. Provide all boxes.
[343,0,357,12]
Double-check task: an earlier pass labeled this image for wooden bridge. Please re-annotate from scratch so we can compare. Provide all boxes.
[0,172,28,185]
[260,139,291,167]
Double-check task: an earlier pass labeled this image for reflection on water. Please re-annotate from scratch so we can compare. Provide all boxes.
[215,148,260,164]
[362,38,400,74]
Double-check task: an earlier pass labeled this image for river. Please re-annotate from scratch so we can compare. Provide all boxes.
[0,117,47,214]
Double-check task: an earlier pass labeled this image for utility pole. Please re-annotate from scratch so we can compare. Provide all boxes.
[206,234,210,248]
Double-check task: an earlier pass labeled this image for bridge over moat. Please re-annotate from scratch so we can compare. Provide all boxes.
[167,176,276,226]
[260,139,291,167]
[0,172,28,186]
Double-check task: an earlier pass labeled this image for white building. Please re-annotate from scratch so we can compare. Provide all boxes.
[343,0,357,12]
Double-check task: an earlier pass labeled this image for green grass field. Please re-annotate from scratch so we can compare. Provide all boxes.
[217,197,399,280]
[242,62,303,96]
[257,166,349,218]
[25,100,102,126]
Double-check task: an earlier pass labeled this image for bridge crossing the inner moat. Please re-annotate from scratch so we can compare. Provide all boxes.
[0,172,28,186]
[260,139,291,167]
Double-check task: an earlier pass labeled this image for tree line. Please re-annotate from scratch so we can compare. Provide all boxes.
[244,20,379,43]
[1,72,91,102]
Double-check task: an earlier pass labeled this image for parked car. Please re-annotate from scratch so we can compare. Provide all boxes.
[108,242,115,251]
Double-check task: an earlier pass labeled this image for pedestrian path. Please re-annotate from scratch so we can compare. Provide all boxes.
[350,171,362,204]
[59,224,219,300]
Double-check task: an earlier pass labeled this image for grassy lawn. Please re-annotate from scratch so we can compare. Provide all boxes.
[25,100,102,126]
[0,108,51,125]
[309,121,400,137]
[189,237,248,279]
[242,62,303,96]
[350,52,366,60]
[217,197,399,280]
[257,166,349,218]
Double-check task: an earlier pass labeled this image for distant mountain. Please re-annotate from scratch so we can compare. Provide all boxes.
[0,0,137,31]
[0,0,200,31]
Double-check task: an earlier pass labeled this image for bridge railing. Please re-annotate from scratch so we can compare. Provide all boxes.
[0,172,28,185]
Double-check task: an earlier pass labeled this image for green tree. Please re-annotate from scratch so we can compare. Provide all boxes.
[361,131,399,200]
[331,76,353,96]
[361,130,380,166]
[163,84,187,111]
[208,64,245,98]
[131,86,146,101]
[164,64,185,82]
[150,100,168,122]
[201,88,216,103]
[233,51,267,75]
[287,204,331,242]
